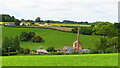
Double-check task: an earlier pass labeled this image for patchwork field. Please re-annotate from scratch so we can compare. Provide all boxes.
[51,23,91,27]
[2,53,118,66]
[0,22,91,27]
[2,26,99,50]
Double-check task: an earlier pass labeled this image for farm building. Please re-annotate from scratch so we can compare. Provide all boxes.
[20,22,30,26]
[38,23,51,26]
[4,22,15,25]
[37,49,48,54]
[57,46,74,53]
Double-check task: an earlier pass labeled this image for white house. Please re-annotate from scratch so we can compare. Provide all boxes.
[37,49,48,53]
[20,22,30,26]
[38,23,51,26]
[4,22,15,25]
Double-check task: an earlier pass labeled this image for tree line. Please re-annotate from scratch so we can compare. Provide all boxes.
[1,14,91,25]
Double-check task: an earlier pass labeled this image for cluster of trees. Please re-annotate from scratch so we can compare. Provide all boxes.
[92,22,119,53]
[1,36,33,55]
[45,20,88,24]
[1,36,20,55]
[0,14,15,22]
[72,27,92,35]
[20,32,43,43]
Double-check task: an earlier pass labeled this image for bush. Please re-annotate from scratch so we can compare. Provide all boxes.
[20,32,35,41]
[46,46,55,52]
[71,27,92,35]
[48,52,65,55]
[23,48,30,54]
[89,49,99,54]
[18,48,24,54]
[70,50,82,54]
[31,35,43,43]
[2,52,18,56]
[105,47,117,53]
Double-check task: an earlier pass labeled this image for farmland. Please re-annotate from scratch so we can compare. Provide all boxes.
[2,53,118,66]
[2,26,99,50]
[0,22,91,27]
[50,23,91,27]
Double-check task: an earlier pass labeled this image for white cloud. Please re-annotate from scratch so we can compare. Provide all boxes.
[0,0,119,22]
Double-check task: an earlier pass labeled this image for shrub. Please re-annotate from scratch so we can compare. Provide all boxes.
[31,35,43,43]
[105,47,117,53]
[18,48,24,54]
[46,46,55,52]
[70,50,82,54]
[23,48,30,54]
[48,52,65,55]
[89,49,99,54]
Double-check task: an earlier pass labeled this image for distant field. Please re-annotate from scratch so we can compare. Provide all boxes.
[0,22,91,27]
[50,23,91,27]
[2,53,118,66]
[2,26,99,50]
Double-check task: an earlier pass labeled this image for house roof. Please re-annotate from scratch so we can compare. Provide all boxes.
[63,46,74,50]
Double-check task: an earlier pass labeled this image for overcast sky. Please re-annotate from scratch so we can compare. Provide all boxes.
[0,0,119,23]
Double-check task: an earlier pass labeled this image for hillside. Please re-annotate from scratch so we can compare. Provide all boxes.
[2,26,99,50]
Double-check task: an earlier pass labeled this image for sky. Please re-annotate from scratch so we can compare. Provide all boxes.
[0,0,119,23]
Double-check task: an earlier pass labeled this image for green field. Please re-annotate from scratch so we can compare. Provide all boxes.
[2,53,118,66]
[2,26,99,50]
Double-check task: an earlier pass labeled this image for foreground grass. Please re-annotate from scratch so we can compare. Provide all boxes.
[2,53,118,66]
[2,26,99,50]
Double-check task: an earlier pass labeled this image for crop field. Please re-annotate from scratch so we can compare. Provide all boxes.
[2,26,99,50]
[0,22,91,27]
[50,23,91,27]
[2,53,118,66]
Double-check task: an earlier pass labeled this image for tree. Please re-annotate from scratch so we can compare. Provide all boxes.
[35,17,41,22]
[13,36,20,51]
[14,19,20,26]
[19,48,24,53]
[20,32,28,41]
[20,32,36,41]
[92,22,118,37]
[46,46,55,52]
[31,35,43,43]
[20,19,25,22]
[95,37,109,53]
[27,32,35,40]
[2,37,10,51]
[23,48,30,54]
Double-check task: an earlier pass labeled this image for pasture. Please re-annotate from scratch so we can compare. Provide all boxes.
[2,26,99,50]
[2,53,118,66]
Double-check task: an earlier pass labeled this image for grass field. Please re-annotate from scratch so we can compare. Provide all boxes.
[2,26,99,50]
[2,53,118,66]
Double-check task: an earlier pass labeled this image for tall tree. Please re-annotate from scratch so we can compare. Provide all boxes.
[14,19,20,26]
[13,36,20,51]
[35,17,41,22]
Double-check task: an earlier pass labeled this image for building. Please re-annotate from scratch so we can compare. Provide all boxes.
[37,49,48,54]
[73,28,82,50]
[20,22,30,26]
[38,23,51,26]
[4,22,15,25]
[57,28,84,53]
